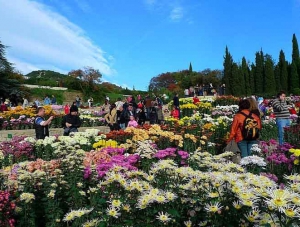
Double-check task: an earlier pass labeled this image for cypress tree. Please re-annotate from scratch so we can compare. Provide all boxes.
[278,50,288,91]
[254,51,264,94]
[290,61,299,93]
[263,54,276,94]
[223,46,233,95]
[292,34,300,87]
[241,57,250,96]
[249,63,255,94]
[274,65,280,91]
[189,62,193,72]
[231,63,242,96]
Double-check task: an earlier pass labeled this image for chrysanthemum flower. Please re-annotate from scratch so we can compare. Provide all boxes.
[156,211,171,223]
[204,202,223,213]
[106,206,120,218]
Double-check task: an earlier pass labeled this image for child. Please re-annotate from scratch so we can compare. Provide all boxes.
[171,106,180,119]
[64,103,70,115]
[127,115,138,128]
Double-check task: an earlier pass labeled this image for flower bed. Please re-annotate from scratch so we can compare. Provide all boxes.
[0,106,106,130]
[1,124,300,226]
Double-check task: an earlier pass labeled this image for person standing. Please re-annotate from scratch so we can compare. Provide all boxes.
[124,104,136,127]
[34,107,54,139]
[115,98,124,111]
[144,95,152,120]
[35,99,40,107]
[44,96,51,105]
[105,104,118,131]
[272,91,291,145]
[22,97,29,109]
[64,103,70,115]
[117,106,126,129]
[75,95,81,107]
[51,95,57,105]
[227,99,262,158]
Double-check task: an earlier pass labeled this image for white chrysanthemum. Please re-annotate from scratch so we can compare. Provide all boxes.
[20,193,35,203]
[240,155,266,167]
[250,144,261,153]
[204,202,223,213]
[156,211,171,223]
[63,208,93,222]
[106,206,121,218]
[82,218,100,227]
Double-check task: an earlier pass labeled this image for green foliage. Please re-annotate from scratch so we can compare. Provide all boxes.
[0,40,21,98]
[230,63,241,96]
[289,62,299,92]
[29,88,64,104]
[263,55,276,94]
[223,46,233,95]
[254,51,264,94]
[241,57,250,96]
[278,50,288,91]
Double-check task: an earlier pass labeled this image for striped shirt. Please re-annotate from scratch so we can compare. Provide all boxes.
[272,99,290,119]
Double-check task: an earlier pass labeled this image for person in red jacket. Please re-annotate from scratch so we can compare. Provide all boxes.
[64,103,70,115]
[193,94,200,104]
[171,106,180,119]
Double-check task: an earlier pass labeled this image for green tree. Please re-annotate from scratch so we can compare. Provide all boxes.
[292,33,300,80]
[263,54,276,94]
[278,50,288,92]
[230,63,242,96]
[249,63,255,94]
[289,61,299,93]
[0,40,21,98]
[189,62,193,72]
[223,46,233,95]
[274,65,280,91]
[254,51,264,94]
[68,66,102,96]
[241,57,250,96]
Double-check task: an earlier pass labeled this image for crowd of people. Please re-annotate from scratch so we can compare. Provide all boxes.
[103,94,165,131]
[1,89,298,158]
[183,83,226,97]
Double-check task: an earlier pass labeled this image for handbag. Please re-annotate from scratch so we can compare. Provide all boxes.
[224,140,241,164]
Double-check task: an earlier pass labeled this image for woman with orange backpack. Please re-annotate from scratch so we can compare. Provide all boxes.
[227,99,262,158]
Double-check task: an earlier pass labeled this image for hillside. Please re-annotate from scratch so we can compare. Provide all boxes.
[26,70,67,79]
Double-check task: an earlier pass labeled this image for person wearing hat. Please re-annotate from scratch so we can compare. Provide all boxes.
[61,105,81,136]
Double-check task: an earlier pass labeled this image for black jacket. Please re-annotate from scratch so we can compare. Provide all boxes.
[62,114,81,129]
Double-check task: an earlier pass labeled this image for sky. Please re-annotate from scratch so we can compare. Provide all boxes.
[0,0,300,91]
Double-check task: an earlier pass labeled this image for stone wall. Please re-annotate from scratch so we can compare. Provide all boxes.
[0,126,110,142]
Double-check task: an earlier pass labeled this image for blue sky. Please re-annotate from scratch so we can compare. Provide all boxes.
[0,0,300,90]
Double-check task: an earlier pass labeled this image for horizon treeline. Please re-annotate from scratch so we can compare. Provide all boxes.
[223,34,300,97]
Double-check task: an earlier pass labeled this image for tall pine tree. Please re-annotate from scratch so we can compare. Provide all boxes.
[189,62,193,72]
[263,54,276,94]
[231,63,242,96]
[249,63,255,94]
[241,57,250,96]
[274,65,280,91]
[254,51,264,94]
[289,62,299,93]
[223,46,233,95]
[292,34,300,84]
[278,50,288,91]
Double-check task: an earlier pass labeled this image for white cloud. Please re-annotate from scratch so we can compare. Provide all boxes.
[74,0,91,13]
[169,6,184,21]
[0,0,115,76]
